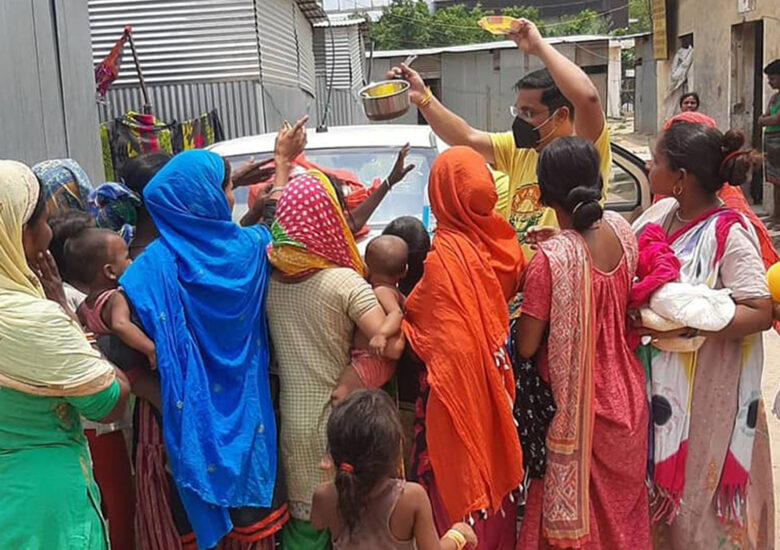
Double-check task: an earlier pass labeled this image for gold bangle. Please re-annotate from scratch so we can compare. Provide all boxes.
[417,87,433,108]
[443,529,467,550]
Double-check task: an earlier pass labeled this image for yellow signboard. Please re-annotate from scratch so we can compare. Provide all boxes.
[652,0,668,60]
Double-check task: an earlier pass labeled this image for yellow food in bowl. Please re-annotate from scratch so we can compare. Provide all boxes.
[364,82,404,98]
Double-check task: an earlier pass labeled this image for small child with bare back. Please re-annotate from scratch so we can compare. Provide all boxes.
[332,235,408,403]
[312,390,477,550]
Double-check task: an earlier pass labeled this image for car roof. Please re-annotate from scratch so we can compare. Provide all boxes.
[209,124,444,157]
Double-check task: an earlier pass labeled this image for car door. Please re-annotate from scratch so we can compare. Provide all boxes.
[605,142,651,222]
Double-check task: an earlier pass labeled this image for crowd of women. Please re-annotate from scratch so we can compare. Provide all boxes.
[1,19,779,550]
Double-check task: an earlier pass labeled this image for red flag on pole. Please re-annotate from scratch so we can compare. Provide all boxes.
[95,27,130,99]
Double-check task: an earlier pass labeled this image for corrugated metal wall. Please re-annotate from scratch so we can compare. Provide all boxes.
[315,78,365,126]
[259,0,298,88]
[410,54,441,79]
[368,40,610,131]
[1,0,103,180]
[313,22,366,126]
[349,26,366,89]
[98,80,264,138]
[314,26,351,88]
[89,0,324,138]
[89,0,260,84]
[294,3,316,94]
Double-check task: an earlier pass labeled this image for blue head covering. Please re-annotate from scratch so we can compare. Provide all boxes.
[90,181,141,244]
[120,150,275,548]
[32,158,95,214]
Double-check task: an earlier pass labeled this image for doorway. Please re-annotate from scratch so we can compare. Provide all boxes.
[730,20,764,145]
[730,20,764,203]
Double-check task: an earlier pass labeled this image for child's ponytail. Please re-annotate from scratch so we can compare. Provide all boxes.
[334,462,365,535]
[327,390,403,539]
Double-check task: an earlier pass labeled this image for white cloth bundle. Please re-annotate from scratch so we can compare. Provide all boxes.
[640,282,736,352]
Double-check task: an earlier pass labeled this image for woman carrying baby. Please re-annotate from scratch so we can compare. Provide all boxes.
[633,121,774,549]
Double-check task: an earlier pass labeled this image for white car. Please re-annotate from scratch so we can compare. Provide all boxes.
[209,124,650,243]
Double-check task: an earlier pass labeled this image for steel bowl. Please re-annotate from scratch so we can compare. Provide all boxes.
[359,80,411,122]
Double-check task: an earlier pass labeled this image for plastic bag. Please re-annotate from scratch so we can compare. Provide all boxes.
[649,282,735,331]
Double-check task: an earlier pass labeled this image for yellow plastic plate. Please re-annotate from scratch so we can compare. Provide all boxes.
[477,16,518,35]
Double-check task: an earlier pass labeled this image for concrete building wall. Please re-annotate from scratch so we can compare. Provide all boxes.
[656,0,780,210]
[0,0,102,180]
[662,0,779,132]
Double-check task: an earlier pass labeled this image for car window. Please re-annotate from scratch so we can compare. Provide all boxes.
[225,145,643,224]
[605,160,640,210]
[226,147,438,227]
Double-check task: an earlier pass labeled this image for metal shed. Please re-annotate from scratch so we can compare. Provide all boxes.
[314,18,368,127]
[88,0,326,137]
[0,0,103,179]
[367,36,612,132]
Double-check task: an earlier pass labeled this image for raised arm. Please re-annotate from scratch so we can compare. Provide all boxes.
[386,65,495,163]
[509,19,604,143]
[348,144,416,232]
[240,116,308,227]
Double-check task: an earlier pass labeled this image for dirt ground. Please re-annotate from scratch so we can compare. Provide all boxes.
[762,330,780,546]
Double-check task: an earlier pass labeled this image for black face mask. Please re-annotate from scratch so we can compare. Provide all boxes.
[512,109,559,150]
[512,116,541,150]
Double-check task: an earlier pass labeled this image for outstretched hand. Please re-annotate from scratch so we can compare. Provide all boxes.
[275,115,308,162]
[386,143,415,187]
[231,156,275,188]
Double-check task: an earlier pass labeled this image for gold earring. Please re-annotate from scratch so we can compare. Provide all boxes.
[672,183,684,197]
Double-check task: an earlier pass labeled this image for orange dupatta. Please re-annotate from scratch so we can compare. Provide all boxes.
[403,147,525,522]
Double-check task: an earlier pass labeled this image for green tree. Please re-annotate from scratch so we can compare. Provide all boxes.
[628,0,652,34]
[366,0,432,50]
[543,9,610,37]
[367,0,639,50]
[613,0,652,36]
[367,0,541,50]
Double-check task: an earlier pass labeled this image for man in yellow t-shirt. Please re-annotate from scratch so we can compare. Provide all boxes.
[388,19,610,258]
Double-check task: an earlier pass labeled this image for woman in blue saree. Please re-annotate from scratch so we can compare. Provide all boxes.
[120,149,283,549]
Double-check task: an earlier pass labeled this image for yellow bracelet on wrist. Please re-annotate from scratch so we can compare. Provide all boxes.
[417,87,434,108]
[443,528,467,550]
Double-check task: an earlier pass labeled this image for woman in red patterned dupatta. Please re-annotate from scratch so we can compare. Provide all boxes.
[514,137,650,549]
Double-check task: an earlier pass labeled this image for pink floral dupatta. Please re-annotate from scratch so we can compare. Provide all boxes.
[536,230,596,547]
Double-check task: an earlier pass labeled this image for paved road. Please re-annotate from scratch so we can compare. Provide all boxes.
[763,330,780,545]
